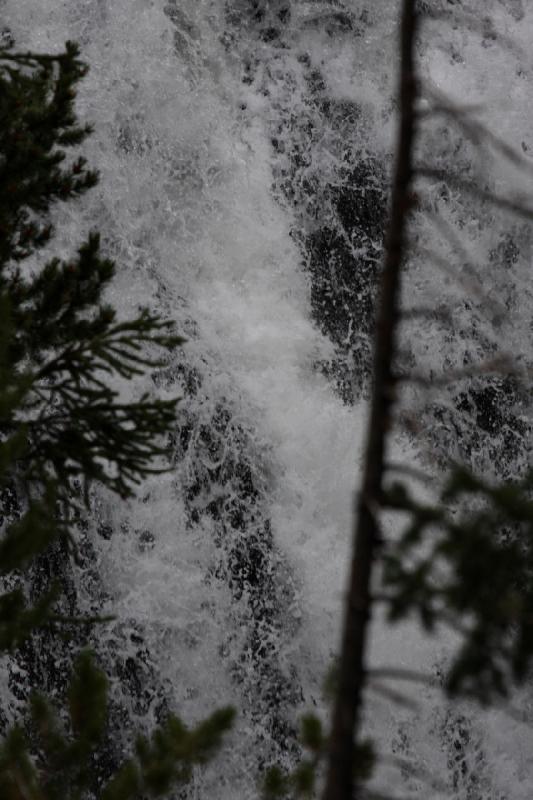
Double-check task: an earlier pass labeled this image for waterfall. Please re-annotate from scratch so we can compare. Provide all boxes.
[2,0,533,797]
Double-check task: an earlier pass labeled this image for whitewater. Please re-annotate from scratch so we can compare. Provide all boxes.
[2,0,533,798]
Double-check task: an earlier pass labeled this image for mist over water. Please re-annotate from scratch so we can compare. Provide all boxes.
[2,1,533,797]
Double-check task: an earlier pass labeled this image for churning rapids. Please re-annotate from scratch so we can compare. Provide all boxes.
[3,0,533,797]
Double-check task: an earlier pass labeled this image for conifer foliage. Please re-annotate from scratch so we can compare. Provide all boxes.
[0,40,233,797]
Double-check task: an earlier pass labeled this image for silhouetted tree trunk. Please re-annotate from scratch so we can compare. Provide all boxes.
[322,3,419,799]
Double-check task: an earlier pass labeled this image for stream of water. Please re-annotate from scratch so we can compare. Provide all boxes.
[2,1,533,797]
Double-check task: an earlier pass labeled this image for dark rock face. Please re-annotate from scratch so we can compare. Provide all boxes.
[5,522,173,795]
[225,0,291,31]
[454,377,530,474]
[439,711,507,800]
[276,126,387,400]
[167,357,301,764]
[226,3,388,402]
[419,374,531,480]
[305,160,387,401]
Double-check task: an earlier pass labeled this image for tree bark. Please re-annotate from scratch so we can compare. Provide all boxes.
[322,3,419,799]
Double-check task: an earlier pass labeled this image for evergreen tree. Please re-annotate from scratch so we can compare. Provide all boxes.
[263,3,533,798]
[0,40,233,797]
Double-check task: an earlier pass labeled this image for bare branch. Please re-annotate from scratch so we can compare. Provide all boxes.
[417,210,508,323]
[418,166,533,223]
[422,85,533,178]
[367,667,433,685]
[397,353,516,389]
[381,755,448,794]
[367,682,419,711]
[420,7,525,61]
[362,791,421,800]
[416,245,505,324]
[400,306,453,324]
[385,463,436,484]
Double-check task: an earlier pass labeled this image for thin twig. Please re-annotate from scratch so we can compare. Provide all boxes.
[367,667,434,685]
[381,754,448,794]
[400,305,453,324]
[421,7,525,62]
[418,166,533,223]
[367,682,419,711]
[423,209,508,317]
[417,246,505,324]
[423,86,533,178]
[396,353,515,388]
[49,613,115,625]
[362,791,421,800]
[385,462,435,484]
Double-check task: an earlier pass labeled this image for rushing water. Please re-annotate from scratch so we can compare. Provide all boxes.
[2,1,533,798]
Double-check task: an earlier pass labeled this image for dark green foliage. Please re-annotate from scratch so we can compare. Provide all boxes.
[300,713,323,752]
[104,706,235,799]
[0,653,108,800]
[0,652,234,800]
[262,714,324,799]
[3,214,183,510]
[0,584,58,650]
[263,765,290,799]
[0,42,97,268]
[0,41,183,640]
[382,466,533,702]
[262,715,374,799]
